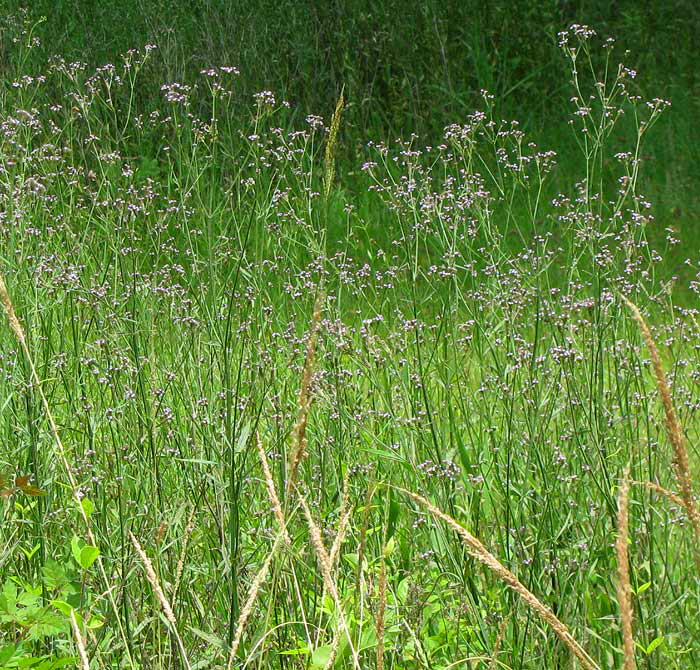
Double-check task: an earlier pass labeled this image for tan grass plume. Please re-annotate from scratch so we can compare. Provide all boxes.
[622,296,700,570]
[129,531,191,670]
[257,432,291,544]
[286,294,323,499]
[298,493,361,670]
[616,466,636,670]
[0,272,136,669]
[225,531,285,670]
[396,486,600,670]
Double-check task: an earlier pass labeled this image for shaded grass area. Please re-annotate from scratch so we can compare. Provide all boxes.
[0,10,699,670]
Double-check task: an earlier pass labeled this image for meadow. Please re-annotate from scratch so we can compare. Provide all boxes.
[1,9,700,670]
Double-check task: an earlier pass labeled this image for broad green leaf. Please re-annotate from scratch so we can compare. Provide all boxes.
[81,498,95,518]
[70,536,82,566]
[311,645,334,668]
[79,545,100,570]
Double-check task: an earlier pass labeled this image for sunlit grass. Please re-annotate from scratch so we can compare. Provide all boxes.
[1,16,699,670]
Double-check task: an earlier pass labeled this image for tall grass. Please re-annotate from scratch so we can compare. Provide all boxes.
[1,15,699,670]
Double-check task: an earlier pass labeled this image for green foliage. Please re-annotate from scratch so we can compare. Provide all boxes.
[0,6,698,669]
[0,551,103,669]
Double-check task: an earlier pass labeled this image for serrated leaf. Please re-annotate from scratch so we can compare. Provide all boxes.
[41,560,74,593]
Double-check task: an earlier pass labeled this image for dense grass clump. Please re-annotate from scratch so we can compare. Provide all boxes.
[1,14,699,670]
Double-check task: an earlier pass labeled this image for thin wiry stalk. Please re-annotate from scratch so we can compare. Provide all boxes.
[129,531,191,670]
[172,505,198,607]
[622,296,700,571]
[396,486,600,670]
[376,549,387,670]
[329,504,353,570]
[329,469,352,569]
[616,466,636,670]
[0,272,136,669]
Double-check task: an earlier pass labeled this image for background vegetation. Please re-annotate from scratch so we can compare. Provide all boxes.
[1,3,699,669]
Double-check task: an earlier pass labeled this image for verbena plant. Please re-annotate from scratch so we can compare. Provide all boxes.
[0,16,698,670]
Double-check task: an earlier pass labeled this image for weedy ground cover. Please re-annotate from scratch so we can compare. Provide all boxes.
[0,15,699,670]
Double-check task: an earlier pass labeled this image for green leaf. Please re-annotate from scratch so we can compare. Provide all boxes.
[236,422,252,454]
[188,627,226,651]
[20,544,41,561]
[384,536,396,558]
[81,498,95,518]
[278,645,310,656]
[645,636,664,655]
[79,545,99,570]
[636,581,651,595]
[87,616,104,629]
[343,553,359,569]
[70,536,82,566]
[42,560,74,593]
[397,577,410,604]
[311,645,334,668]
[50,600,73,617]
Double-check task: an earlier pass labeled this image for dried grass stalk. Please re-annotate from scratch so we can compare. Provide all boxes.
[633,480,686,510]
[129,531,191,670]
[1,272,135,668]
[616,466,636,670]
[70,609,90,670]
[257,432,291,544]
[286,295,323,498]
[298,493,361,670]
[226,531,285,670]
[487,614,511,670]
[622,296,700,570]
[397,487,600,670]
